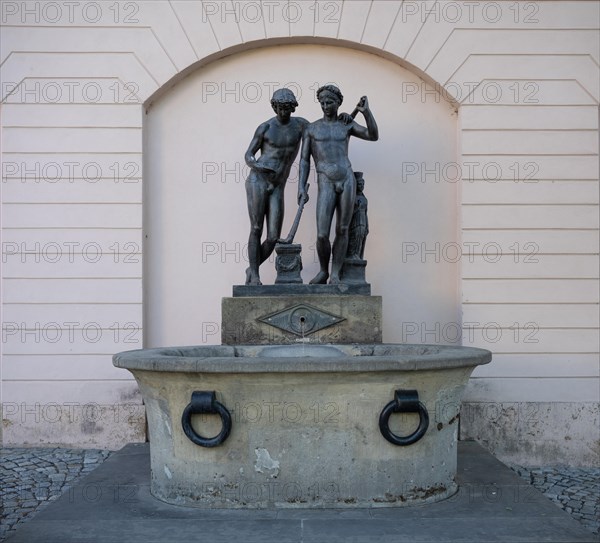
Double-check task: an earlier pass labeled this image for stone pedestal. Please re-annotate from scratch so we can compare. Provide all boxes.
[222,293,382,345]
[274,243,303,284]
[340,258,368,285]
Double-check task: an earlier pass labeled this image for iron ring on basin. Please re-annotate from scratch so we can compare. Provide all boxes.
[379,389,429,446]
[181,391,232,447]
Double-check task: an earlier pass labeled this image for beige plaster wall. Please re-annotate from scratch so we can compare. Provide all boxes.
[1,0,598,464]
[143,44,459,347]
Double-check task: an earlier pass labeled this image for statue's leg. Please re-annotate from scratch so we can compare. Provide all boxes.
[359,230,368,260]
[330,173,356,284]
[245,176,267,285]
[310,180,336,284]
[260,183,284,264]
[347,229,358,259]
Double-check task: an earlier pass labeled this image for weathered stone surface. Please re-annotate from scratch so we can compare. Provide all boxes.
[222,295,382,344]
[460,401,600,467]
[4,442,599,540]
[232,284,371,296]
[274,243,303,284]
[1,398,147,450]
[113,344,491,508]
[257,303,345,336]
[340,258,368,285]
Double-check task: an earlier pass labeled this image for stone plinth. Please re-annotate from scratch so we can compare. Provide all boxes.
[274,243,303,284]
[340,258,367,284]
[222,294,382,344]
[232,283,370,296]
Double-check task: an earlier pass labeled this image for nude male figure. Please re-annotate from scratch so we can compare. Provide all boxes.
[244,88,308,285]
[298,85,378,284]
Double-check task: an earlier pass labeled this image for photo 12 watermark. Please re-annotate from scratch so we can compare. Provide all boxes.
[200,160,315,185]
[399,1,540,24]
[2,160,141,183]
[200,80,341,104]
[202,1,342,24]
[401,160,540,184]
[1,1,140,24]
[400,241,540,264]
[2,321,142,345]
[399,321,539,345]
[2,241,141,264]
[2,401,144,425]
[2,80,141,104]
[401,80,540,105]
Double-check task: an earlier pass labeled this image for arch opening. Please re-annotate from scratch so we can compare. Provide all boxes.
[143,43,459,347]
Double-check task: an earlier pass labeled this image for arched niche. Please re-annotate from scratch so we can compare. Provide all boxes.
[143,43,458,346]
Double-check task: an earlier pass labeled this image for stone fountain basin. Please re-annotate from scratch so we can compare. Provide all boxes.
[113,344,491,508]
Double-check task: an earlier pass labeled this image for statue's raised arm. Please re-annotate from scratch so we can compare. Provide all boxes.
[349,96,378,141]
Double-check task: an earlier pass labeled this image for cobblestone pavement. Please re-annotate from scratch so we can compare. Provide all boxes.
[1,447,598,541]
[0,447,112,541]
[509,464,600,536]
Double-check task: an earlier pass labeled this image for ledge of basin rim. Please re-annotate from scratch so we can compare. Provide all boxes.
[113,343,492,373]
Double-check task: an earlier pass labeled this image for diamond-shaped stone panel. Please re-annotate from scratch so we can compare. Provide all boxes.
[258,303,345,336]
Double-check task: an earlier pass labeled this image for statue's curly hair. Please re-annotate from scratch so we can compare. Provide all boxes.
[270,88,298,111]
[316,84,343,104]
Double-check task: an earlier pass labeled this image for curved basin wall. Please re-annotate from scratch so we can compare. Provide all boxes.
[114,344,491,508]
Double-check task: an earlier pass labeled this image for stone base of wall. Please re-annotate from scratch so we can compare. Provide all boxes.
[1,402,146,450]
[460,402,599,467]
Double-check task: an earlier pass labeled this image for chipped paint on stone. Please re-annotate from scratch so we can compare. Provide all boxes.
[164,465,172,479]
[254,448,279,478]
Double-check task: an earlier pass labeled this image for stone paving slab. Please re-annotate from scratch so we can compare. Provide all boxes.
[2,441,597,543]
[508,464,600,536]
[0,447,112,541]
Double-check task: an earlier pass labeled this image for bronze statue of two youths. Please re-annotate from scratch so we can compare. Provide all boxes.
[244,85,378,286]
